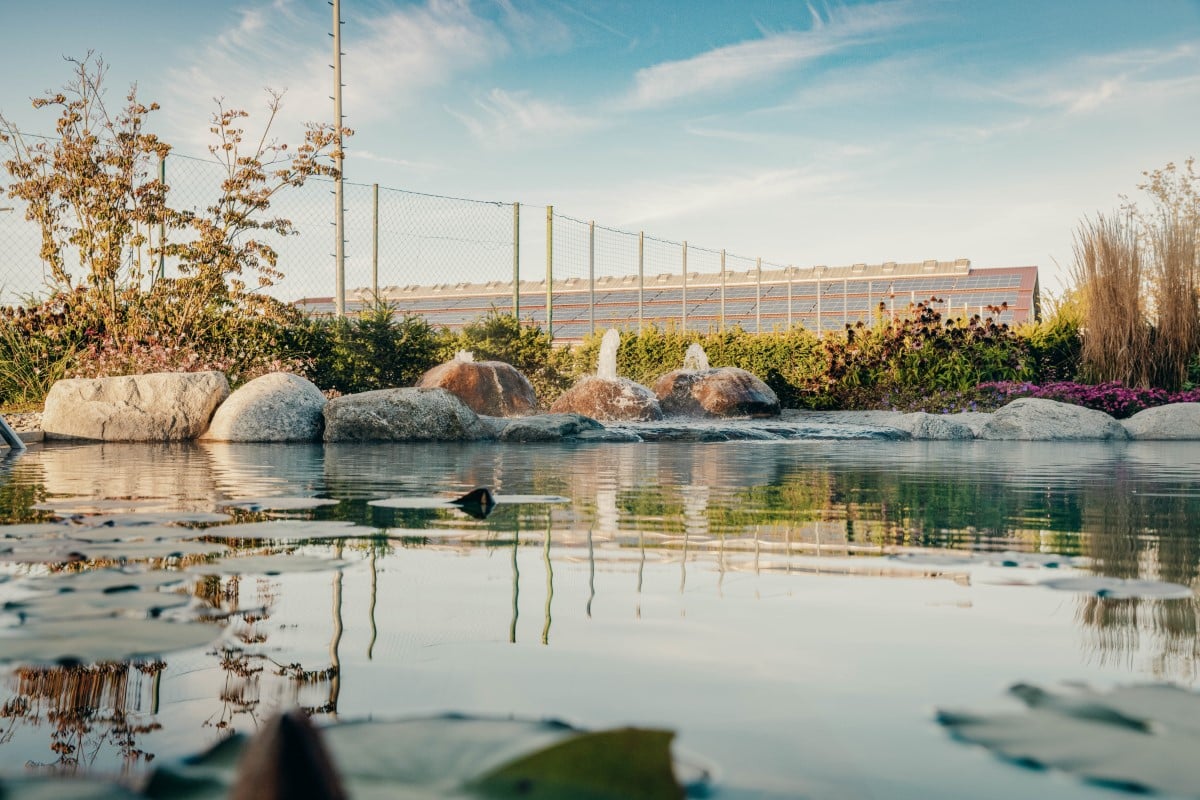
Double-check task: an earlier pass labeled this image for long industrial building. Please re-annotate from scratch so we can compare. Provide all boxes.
[297,259,1039,343]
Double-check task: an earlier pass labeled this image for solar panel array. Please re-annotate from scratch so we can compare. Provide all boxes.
[299,267,1036,341]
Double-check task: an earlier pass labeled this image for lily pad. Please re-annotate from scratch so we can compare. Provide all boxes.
[0,617,223,664]
[32,498,169,514]
[1,539,229,564]
[889,551,1083,569]
[0,522,80,540]
[1040,576,1194,599]
[143,712,707,800]
[369,494,570,510]
[939,683,1200,795]
[64,511,233,527]
[201,520,375,541]
[187,554,348,576]
[24,567,191,594]
[218,497,341,512]
[4,589,192,621]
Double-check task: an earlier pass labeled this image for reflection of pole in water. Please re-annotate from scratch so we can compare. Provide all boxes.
[718,534,726,598]
[586,528,595,618]
[541,522,554,645]
[510,532,520,644]
[636,530,645,620]
[367,551,378,660]
[329,546,344,716]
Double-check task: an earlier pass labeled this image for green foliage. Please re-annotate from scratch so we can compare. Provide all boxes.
[0,298,85,407]
[1018,292,1082,383]
[294,304,445,394]
[813,300,1033,409]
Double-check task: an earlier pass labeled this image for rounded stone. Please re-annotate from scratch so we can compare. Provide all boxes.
[417,360,538,417]
[201,372,326,442]
[549,376,663,422]
[653,367,780,418]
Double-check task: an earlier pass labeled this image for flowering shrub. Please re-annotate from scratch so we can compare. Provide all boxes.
[974,381,1200,419]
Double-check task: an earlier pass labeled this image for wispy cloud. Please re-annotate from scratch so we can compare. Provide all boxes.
[614,168,841,227]
[620,1,917,109]
[164,0,508,151]
[447,88,598,147]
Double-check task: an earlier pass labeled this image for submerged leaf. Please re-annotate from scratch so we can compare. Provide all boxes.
[939,683,1200,795]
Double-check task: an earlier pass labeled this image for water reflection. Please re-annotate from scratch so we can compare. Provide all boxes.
[2,439,1200,785]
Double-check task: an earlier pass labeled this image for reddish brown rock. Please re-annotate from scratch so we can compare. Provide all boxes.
[550,376,663,422]
[653,367,780,418]
[417,359,538,417]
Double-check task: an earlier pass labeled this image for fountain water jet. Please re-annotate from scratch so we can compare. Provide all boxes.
[549,329,663,421]
[682,343,709,372]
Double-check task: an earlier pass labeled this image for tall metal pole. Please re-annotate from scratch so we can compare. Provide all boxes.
[719,248,726,332]
[157,155,166,282]
[588,220,595,336]
[637,231,644,333]
[512,202,520,317]
[681,240,688,332]
[787,267,793,328]
[332,0,346,317]
[755,257,762,333]
[371,183,379,300]
[545,205,553,339]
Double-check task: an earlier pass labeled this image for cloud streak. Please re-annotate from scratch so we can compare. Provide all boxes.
[621,1,917,109]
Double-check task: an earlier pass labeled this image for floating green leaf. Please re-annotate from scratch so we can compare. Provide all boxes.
[201,520,376,541]
[0,617,223,664]
[65,511,234,527]
[369,494,569,510]
[218,497,341,511]
[1040,576,1194,599]
[4,588,192,621]
[939,683,1200,795]
[188,554,348,576]
[24,567,191,594]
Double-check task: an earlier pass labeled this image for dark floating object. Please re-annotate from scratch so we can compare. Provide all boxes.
[450,487,497,519]
[229,711,348,800]
[938,682,1200,795]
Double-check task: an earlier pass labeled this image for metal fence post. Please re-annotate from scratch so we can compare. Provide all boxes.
[545,205,553,340]
[638,231,644,333]
[816,279,822,337]
[332,0,346,317]
[842,278,848,328]
[682,240,688,332]
[371,183,379,300]
[588,220,595,336]
[787,267,793,328]
[755,257,761,333]
[719,248,726,332]
[157,155,166,282]
[513,202,520,317]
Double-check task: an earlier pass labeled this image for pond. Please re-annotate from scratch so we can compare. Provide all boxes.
[1,439,1199,798]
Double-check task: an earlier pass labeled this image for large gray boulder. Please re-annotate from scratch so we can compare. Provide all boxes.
[201,372,326,442]
[653,367,780,418]
[323,387,490,442]
[491,413,636,443]
[42,371,229,441]
[417,358,538,417]
[550,376,663,421]
[979,398,1129,440]
[901,412,977,440]
[1123,403,1200,439]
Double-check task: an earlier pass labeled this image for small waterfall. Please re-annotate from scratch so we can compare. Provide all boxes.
[683,343,709,371]
[597,329,620,380]
[454,350,475,362]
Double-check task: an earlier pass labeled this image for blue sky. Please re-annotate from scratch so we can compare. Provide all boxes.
[3,0,1200,293]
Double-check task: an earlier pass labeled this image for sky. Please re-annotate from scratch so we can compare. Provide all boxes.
[2,0,1200,295]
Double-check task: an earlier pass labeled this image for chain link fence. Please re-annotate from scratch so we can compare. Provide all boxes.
[1,135,1034,341]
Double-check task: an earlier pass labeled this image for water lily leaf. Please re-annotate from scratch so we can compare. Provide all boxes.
[144,714,704,800]
[938,683,1200,795]
[32,498,169,514]
[1040,576,1193,599]
[0,777,140,799]
[0,522,79,540]
[470,727,681,800]
[201,520,375,541]
[0,617,223,664]
[368,494,570,510]
[24,567,190,594]
[889,551,1083,569]
[62,524,209,543]
[65,511,233,527]
[4,588,192,621]
[218,497,341,511]
[188,554,348,576]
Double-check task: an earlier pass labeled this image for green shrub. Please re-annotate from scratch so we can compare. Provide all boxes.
[295,304,445,394]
